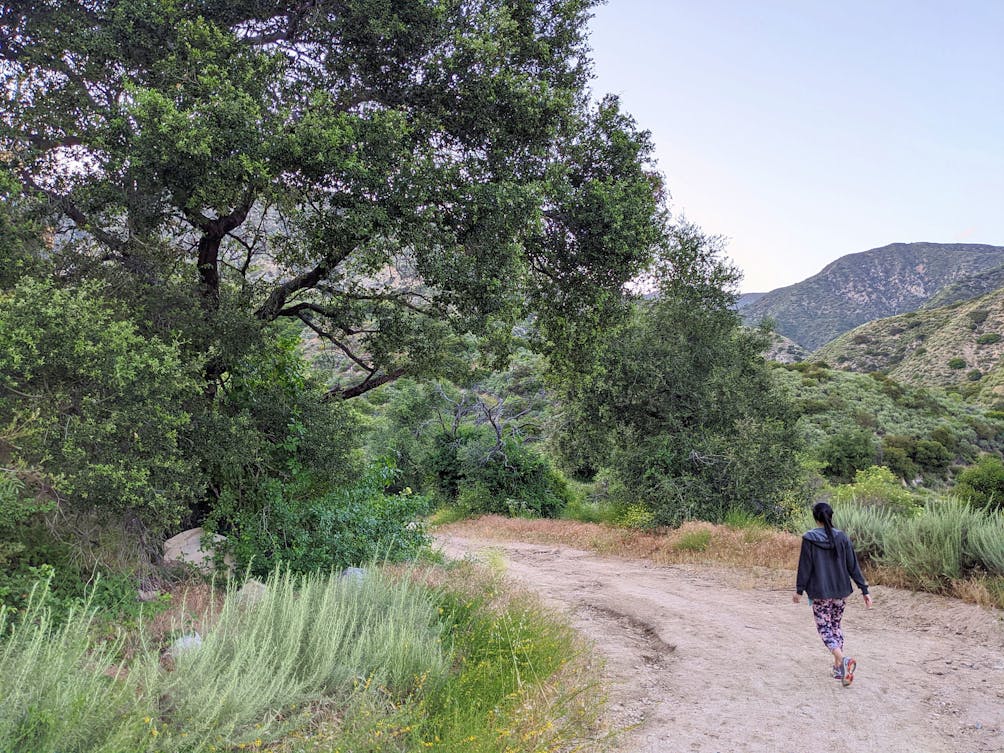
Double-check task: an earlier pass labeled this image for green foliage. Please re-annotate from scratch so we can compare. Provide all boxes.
[615,503,657,530]
[5,0,664,399]
[0,566,595,753]
[948,357,966,369]
[817,429,877,483]
[0,581,149,752]
[439,436,574,519]
[560,224,802,526]
[774,365,1004,481]
[804,498,1004,587]
[955,455,1004,511]
[723,507,769,529]
[968,309,990,328]
[0,279,202,528]
[881,435,952,480]
[674,528,712,552]
[217,461,430,578]
[976,333,1001,345]
[205,329,362,510]
[882,500,986,585]
[829,466,919,512]
[967,508,1004,576]
[367,374,573,519]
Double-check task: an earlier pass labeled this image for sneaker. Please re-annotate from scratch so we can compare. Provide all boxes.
[832,663,844,680]
[842,657,857,687]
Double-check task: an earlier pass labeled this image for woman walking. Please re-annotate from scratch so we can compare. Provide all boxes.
[793,502,873,686]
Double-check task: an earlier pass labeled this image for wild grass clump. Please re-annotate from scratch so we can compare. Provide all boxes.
[674,528,712,552]
[801,496,1004,601]
[154,568,447,745]
[0,580,148,753]
[0,564,603,753]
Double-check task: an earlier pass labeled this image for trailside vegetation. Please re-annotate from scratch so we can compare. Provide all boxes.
[555,224,803,525]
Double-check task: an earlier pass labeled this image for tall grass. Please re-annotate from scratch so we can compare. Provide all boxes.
[153,568,447,746]
[967,508,1004,576]
[0,565,602,753]
[0,569,447,752]
[0,581,148,753]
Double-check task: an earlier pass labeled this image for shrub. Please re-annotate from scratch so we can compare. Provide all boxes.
[0,581,149,752]
[954,455,1004,511]
[948,357,966,369]
[830,466,919,512]
[882,500,984,585]
[976,333,1001,345]
[431,432,573,518]
[968,369,983,382]
[818,429,877,482]
[615,503,657,530]
[967,508,1004,576]
[828,501,899,563]
[674,528,712,552]
[220,461,430,577]
[968,309,990,329]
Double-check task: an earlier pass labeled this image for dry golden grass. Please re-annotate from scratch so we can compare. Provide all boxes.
[438,515,802,571]
[438,516,1004,609]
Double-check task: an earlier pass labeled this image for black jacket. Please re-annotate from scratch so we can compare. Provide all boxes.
[795,527,869,600]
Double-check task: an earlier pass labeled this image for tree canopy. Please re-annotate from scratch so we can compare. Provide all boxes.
[557,224,803,524]
[2,0,664,397]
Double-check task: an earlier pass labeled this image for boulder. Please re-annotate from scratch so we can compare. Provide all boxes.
[163,527,234,574]
[340,566,367,583]
[167,632,202,658]
[237,578,267,606]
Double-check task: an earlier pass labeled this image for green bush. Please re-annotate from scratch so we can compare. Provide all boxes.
[0,279,203,529]
[431,432,573,518]
[968,509,1004,576]
[818,429,877,482]
[976,333,1001,345]
[219,461,430,578]
[948,357,966,369]
[831,502,898,563]
[882,500,985,585]
[954,455,1004,511]
[830,466,919,512]
[968,309,990,329]
[674,528,712,552]
[0,581,149,752]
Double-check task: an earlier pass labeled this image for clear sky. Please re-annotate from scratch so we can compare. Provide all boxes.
[586,0,1004,292]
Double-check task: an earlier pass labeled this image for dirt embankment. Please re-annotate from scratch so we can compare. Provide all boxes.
[436,530,1004,753]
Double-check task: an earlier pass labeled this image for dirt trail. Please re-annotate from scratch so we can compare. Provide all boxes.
[436,534,1004,753]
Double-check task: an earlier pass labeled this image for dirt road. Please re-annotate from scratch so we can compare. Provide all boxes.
[436,533,1004,753]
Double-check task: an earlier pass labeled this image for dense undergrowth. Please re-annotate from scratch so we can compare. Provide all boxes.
[0,565,603,753]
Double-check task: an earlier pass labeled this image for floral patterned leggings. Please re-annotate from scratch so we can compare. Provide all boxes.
[811,598,846,651]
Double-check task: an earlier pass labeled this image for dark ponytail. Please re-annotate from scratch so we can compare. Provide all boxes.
[812,501,836,547]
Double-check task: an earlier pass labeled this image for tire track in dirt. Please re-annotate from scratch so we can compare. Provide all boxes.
[437,535,1004,753]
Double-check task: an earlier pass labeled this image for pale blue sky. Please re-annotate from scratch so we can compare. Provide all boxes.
[587,0,1004,292]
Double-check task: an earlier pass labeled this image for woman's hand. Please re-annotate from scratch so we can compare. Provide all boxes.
[863,594,873,608]
[792,594,801,604]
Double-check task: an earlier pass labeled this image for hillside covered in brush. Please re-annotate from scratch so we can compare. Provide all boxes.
[814,288,1004,407]
[742,242,1004,350]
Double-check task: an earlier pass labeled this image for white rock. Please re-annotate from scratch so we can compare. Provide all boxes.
[163,527,234,574]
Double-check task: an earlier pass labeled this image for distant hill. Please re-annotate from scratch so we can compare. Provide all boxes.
[814,287,1004,406]
[764,332,808,364]
[735,292,765,310]
[742,243,1004,350]
[920,263,1004,310]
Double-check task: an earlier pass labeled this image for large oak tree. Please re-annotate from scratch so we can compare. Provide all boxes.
[1,0,664,398]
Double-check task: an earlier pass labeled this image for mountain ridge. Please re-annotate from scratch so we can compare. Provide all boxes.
[742,242,1004,350]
